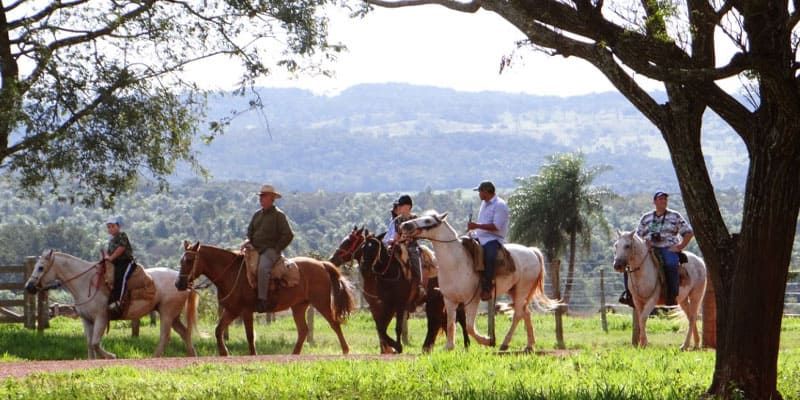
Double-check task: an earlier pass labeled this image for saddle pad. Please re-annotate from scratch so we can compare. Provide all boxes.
[461,236,484,272]
[495,246,517,275]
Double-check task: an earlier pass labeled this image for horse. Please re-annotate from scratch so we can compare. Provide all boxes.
[612,230,707,349]
[24,250,198,359]
[175,242,355,355]
[331,227,469,353]
[400,211,559,352]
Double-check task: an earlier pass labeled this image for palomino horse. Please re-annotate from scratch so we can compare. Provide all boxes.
[175,242,355,355]
[612,230,707,349]
[330,227,469,353]
[25,250,198,359]
[400,212,559,351]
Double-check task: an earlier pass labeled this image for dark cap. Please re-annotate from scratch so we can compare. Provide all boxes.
[394,194,413,207]
[653,191,669,200]
[473,180,495,193]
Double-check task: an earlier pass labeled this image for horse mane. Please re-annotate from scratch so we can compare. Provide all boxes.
[53,251,92,264]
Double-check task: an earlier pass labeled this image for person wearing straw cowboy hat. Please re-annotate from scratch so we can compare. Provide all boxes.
[244,184,294,313]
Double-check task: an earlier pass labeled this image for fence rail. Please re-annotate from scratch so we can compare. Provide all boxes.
[0,257,49,330]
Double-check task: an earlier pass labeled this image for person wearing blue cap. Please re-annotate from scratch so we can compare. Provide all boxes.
[383,194,426,305]
[619,191,694,307]
[103,215,137,315]
[467,180,509,301]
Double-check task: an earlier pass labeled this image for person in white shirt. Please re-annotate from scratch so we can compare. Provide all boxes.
[467,181,509,301]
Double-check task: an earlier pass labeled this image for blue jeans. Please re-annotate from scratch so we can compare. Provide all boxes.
[655,247,680,301]
[481,240,501,285]
[623,247,679,300]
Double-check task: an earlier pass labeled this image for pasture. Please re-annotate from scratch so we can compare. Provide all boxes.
[1,311,799,399]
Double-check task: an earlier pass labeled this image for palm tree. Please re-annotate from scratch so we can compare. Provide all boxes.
[509,152,616,348]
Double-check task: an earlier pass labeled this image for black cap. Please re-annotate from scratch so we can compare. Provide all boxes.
[653,191,669,200]
[395,194,413,207]
[473,180,495,193]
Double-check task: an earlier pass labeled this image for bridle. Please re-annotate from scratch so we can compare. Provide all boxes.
[334,231,365,263]
[360,236,402,281]
[30,252,106,306]
[180,246,244,303]
[619,236,659,300]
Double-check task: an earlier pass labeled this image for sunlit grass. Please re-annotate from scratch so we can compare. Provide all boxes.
[1,312,799,399]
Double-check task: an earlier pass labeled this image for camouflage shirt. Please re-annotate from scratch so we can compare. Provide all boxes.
[107,232,134,262]
[636,209,693,248]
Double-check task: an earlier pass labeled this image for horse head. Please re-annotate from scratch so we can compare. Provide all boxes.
[360,233,393,275]
[612,230,643,272]
[399,211,449,240]
[25,249,58,294]
[330,226,366,266]
[175,241,200,291]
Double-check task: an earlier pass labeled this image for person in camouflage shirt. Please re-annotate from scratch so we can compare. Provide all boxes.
[619,191,694,306]
[104,216,137,313]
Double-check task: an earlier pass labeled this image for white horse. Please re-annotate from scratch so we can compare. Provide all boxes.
[612,230,707,349]
[25,250,198,359]
[400,211,558,351]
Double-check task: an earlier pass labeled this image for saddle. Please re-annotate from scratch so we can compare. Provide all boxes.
[241,245,300,289]
[103,261,156,319]
[460,237,516,276]
[393,243,438,280]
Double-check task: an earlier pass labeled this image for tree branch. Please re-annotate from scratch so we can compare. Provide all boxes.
[365,0,482,13]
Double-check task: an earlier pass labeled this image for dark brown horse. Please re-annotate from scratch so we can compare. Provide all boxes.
[175,242,355,355]
[331,227,468,353]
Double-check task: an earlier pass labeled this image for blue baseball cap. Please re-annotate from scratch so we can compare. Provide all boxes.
[653,191,669,200]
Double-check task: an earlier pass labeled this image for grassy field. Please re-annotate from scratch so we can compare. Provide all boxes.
[1,310,799,399]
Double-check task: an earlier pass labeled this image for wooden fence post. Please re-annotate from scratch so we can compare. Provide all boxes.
[37,290,49,331]
[551,259,565,349]
[24,258,36,329]
[132,319,140,337]
[600,269,608,333]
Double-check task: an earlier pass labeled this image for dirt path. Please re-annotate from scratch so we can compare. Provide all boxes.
[0,354,412,380]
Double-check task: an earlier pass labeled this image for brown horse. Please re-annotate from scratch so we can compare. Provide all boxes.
[331,227,469,353]
[175,242,355,355]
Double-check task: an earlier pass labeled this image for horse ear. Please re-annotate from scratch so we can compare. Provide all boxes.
[192,241,200,250]
[440,212,449,220]
[47,249,54,259]
[183,240,190,249]
[616,229,622,238]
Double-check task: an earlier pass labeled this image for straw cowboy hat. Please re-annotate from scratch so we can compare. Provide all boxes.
[257,184,282,198]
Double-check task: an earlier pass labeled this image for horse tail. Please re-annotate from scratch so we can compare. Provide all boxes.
[324,261,356,323]
[186,289,199,336]
[527,247,560,312]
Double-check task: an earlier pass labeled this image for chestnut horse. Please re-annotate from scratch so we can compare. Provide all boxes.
[331,227,469,353]
[175,242,355,355]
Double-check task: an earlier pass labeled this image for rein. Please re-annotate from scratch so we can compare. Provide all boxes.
[624,240,660,300]
[34,254,105,307]
[182,248,243,303]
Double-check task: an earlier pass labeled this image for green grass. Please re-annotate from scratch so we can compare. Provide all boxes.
[1,312,799,399]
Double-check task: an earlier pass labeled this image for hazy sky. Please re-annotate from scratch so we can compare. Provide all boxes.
[188,6,652,97]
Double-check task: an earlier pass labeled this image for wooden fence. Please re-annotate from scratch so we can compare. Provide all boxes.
[0,257,49,330]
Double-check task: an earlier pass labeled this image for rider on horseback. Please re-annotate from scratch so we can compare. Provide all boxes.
[245,184,294,313]
[620,191,694,307]
[467,180,510,301]
[383,194,426,306]
[104,215,137,315]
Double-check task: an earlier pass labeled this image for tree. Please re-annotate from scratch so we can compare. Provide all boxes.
[508,152,614,349]
[363,0,799,397]
[1,0,342,207]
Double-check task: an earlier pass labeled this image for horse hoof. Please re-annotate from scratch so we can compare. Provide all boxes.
[499,344,509,351]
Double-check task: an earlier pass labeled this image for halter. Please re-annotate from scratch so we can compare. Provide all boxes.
[31,252,105,306]
[622,237,659,300]
[334,231,365,262]
[181,247,245,304]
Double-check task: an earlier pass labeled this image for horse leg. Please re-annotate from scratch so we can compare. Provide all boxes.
[464,302,492,347]
[456,305,470,349]
[215,308,238,356]
[81,318,96,359]
[314,304,350,355]
[637,301,657,348]
[242,312,257,356]
[290,303,311,355]
[171,318,197,357]
[393,309,405,354]
[154,311,173,357]
[422,301,441,353]
[377,307,400,353]
[522,308,535,352]
[91,316,116,359]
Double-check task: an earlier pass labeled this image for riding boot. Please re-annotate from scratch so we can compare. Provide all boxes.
[618,290,634,307]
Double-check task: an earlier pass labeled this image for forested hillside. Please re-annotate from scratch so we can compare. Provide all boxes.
[1,177,777,275]
[180,84,748,194]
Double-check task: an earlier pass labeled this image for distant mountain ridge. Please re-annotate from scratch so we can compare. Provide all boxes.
[181,83,747,194]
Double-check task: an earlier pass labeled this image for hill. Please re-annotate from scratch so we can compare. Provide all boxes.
[180,83,748,194]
